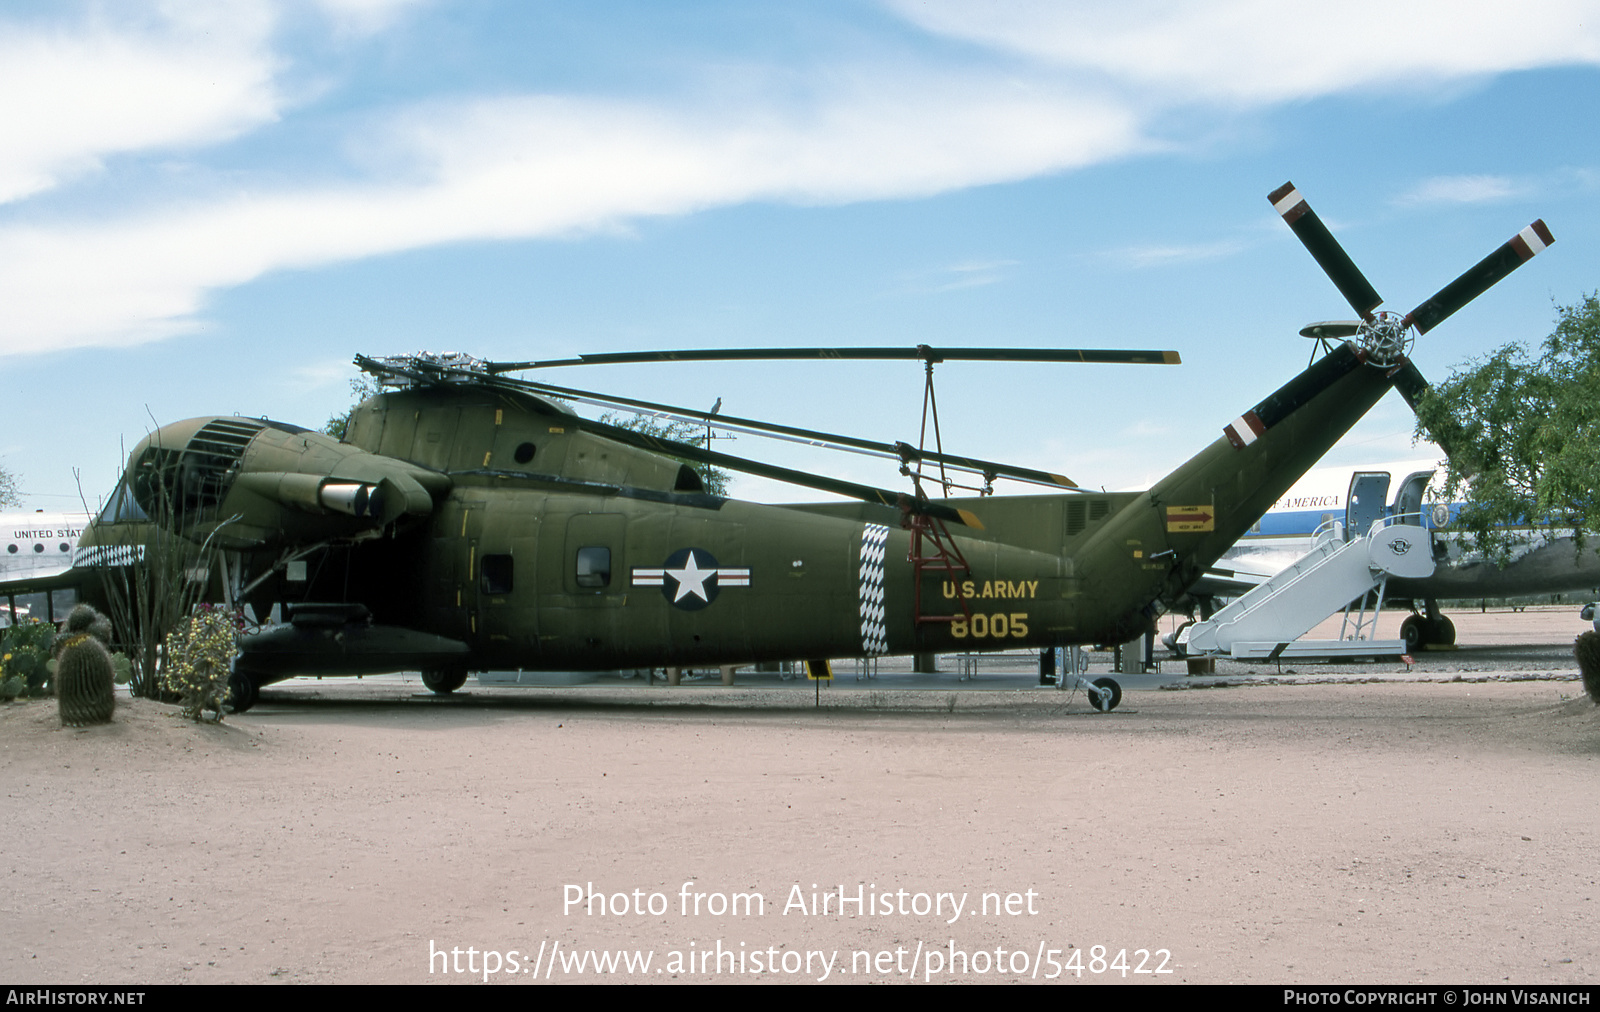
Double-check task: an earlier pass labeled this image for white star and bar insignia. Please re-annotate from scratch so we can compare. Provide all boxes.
[631,548,750,611]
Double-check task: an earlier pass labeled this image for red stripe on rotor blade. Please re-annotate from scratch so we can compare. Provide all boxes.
[1512,221,1552,260]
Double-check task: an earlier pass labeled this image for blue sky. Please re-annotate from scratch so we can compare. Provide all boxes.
[3,0,1598,511]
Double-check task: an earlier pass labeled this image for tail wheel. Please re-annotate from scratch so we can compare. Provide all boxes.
[1088,676,1122,712]
[421,668,469,694]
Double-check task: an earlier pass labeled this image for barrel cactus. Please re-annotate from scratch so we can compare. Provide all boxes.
[55,605,116,727]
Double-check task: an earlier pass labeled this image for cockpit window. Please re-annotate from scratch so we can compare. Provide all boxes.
[98,477,149,524]
[130,417,263,521]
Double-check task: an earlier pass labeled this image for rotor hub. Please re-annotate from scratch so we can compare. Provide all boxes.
[1356,312,1413,368]
[358,352,493,388]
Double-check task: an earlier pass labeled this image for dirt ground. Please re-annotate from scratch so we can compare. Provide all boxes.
[4,606,1599,985]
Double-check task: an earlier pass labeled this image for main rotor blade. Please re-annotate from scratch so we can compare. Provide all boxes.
[489,346,1180,372]
[1269,181,1384,319]
[498,375,1080,490]
[569,414,984,528]
[1403,221,1555,335]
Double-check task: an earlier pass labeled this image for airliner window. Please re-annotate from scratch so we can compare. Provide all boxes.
[6,545,14,554]
[575,547,611,589]
[32,544,43,553]
[481,554,513,595]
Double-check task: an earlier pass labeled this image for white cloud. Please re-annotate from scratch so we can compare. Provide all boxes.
[0,78,1145,350]
[1104,239,1245,268]
[3,2,1599,353]
[1394,174,1520,205]
[0,1,282,205]
[312,0,430,37]
[893,259,1020,294]
[290,357,362,389]
[888,0,1600,104]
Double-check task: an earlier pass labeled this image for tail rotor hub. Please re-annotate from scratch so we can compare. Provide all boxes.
[1270,180,1552,404]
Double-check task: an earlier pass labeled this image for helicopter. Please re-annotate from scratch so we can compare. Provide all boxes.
[52,183,1551,713]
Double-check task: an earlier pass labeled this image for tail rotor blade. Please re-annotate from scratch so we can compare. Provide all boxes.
[1269,182,1384,319]
[1390,358,1430,412]
[1392,357,1471,468]
[1403,220,1555,335]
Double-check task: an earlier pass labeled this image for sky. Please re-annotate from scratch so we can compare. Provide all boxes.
[3,0,1599,513]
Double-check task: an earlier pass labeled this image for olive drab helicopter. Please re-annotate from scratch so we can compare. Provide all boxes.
[58,183,1551,712]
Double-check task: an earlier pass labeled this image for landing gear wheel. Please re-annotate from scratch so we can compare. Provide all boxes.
[1433,616,1457,646]
[421,668,468,694]
[227,671,258,713]
[1400,615,1427,651]
[1088,676,1122,712]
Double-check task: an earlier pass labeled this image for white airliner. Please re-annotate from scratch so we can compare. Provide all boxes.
[1221,458,1443,577]
[0,511,92,623]
[1204,459,1600,647]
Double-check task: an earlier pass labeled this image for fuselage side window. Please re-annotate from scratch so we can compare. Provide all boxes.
[481,554,514,595]
[575,546,611,589]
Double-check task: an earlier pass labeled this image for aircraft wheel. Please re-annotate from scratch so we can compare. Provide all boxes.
[228,671,258,713]
[1433,616,1457,646]
[1400,615,1427,651]
[1088,676,1122,712]
[421,668,468,694]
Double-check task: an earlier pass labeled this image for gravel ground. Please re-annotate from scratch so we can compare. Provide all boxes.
[2,605,1597,985]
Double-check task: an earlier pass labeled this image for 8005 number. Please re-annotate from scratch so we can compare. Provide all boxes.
[951,612,1028,639]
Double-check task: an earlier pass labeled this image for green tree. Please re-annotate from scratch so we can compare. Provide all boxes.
[599,412,732,496]
[1414,293,1600,564]
[323,377,381,441]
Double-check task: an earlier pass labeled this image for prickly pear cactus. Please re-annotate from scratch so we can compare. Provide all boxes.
[2,618,57,700]
[55,605,115,727]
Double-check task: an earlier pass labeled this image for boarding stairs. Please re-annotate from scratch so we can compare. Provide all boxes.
[1178,515,1435,660]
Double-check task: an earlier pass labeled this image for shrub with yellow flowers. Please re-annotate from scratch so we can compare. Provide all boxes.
[160,605,241,722]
